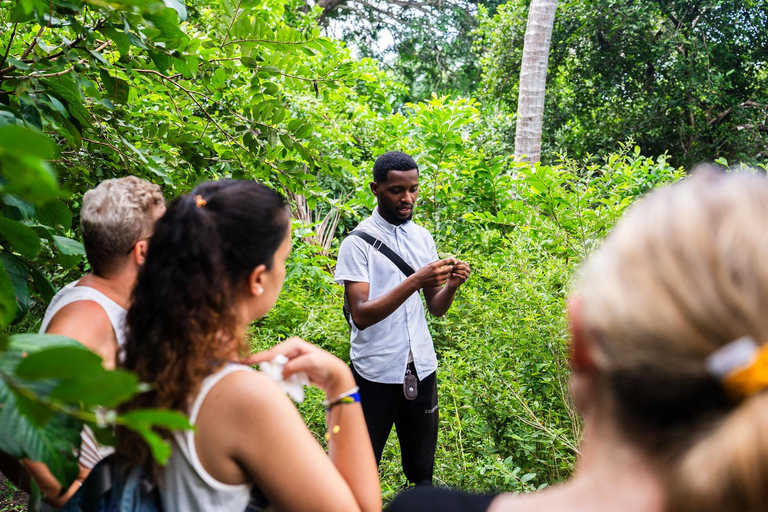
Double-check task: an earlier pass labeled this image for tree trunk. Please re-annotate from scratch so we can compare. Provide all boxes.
[514,0,558,163]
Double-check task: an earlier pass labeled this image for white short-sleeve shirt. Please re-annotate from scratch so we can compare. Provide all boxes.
[334,208,439,384]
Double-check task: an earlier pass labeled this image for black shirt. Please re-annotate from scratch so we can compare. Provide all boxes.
[387,487,499,512]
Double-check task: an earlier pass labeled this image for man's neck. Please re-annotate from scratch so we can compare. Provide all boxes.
[76,270,136,309]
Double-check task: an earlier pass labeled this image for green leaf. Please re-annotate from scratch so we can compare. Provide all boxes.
[148,51,170,74]
[162,0,187,21]
[146,8,187,41]
[2,195,35,221]
[56,253,82,270]
[13,387,55,427]
[0,154,60,204]
[0,126,59,160]
[211,68,226,88]
[0,264,17,329]
[41,77,90,128]
[132,425,172,465]
[240,56,259,69]
[0,335,83,484]
[99,70,130,104]
[121,409,193,430]
[36,199,72,229]
[295,124,313,139]
[0,252,29,321]
[0,217,41,259]
[27,265,56,303]
[53,235,85,255]
[16,346,103,380]
[98,27,131,56]
[51,369,140,408]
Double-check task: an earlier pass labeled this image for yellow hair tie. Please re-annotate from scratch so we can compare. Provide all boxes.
[706,336,768,399]
[195,195,207,208]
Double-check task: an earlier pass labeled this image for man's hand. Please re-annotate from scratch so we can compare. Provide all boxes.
[447,260,470,289]
[413,258,456,289]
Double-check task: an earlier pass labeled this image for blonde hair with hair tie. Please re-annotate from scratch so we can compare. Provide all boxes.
[577,169,768,512]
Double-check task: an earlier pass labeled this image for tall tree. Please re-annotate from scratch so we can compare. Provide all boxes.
[514,0,558,163]
[317,0,506,101]
[480,0,768,166]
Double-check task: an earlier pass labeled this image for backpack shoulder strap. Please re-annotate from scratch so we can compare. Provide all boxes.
[348,230,415,277]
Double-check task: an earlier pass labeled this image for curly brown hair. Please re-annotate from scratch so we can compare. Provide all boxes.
[117,180,289,471]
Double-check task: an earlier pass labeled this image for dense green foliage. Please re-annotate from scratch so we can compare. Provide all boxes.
[476,0,768,166]
[1,0,766,507]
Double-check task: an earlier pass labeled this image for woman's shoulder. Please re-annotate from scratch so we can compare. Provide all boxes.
[205,364,292,407]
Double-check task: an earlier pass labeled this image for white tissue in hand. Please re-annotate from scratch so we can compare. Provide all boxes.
[259,353,309,402]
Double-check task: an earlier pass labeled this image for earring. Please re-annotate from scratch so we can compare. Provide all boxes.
[257,286,264,295]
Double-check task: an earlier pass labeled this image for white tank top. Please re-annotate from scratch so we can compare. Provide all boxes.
[39,280,127,469]
[159,364,254,512]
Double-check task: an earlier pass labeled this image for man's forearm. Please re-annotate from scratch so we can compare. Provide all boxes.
[351,278,420,330]
[426,284,458,317]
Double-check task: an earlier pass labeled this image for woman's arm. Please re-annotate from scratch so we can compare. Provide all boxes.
[198,339,380,512]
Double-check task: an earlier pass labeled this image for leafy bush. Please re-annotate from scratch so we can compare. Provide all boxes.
[253,134,687,501]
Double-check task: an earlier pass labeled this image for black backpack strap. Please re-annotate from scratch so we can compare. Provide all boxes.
[348,230,415,276]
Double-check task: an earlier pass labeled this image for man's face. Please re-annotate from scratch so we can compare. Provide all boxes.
[370,168,419,226]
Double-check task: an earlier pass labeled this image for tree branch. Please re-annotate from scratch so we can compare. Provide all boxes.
[20,26,45,60]
[221,37,317,48]
[132,68,247,169]
[0,24,18,72]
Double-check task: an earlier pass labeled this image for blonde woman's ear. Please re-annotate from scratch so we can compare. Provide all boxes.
[568,296,594,373]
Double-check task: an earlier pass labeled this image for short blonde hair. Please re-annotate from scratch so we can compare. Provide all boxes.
[577,169,768,512]
[81,176,164,276]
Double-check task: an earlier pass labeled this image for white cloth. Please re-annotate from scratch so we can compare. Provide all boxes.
[39,280,127,469]
[160,364,254,512]
[259,353,309,402]
[334,208,439,384]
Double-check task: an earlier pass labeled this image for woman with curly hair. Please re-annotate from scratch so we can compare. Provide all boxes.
[118,180,380,511]
[390,169,768,512]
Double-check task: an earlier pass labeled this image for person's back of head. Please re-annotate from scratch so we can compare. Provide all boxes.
[577,169,768,512]
[81,176,165,277]
[119,179,289,471]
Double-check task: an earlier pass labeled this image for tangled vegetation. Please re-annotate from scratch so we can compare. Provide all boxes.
[0,0,765,507]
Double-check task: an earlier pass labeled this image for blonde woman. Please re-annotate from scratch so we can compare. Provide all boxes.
[390,169,768,512]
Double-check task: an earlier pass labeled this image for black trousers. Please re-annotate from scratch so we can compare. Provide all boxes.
[351,363,439,486]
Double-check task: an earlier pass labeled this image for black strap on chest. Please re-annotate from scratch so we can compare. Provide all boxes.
[348,230,415,276]
[342,230,416,327]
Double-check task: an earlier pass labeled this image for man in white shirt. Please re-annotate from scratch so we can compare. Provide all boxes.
[6,177,165,508]
[335,151,470,485]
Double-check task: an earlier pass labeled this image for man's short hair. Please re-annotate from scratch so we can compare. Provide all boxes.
[372,151,418,183]
[81,176,164,277]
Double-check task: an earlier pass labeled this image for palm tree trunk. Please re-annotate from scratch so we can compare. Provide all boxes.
[514,0,558,163]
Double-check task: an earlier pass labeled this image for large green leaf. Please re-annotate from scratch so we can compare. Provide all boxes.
[53,235,86,255]
[50,369,140,408]
[0,335,83,484]
[16,346,103,380]
[0,155,61,204]
[0,217,42,259]
[0,126,59,160]
[27,264,57,303]
[41,77,91,128]
[121,409,193,431]
[36,200,72,230]
[0,252,30,321]
[2,195,35,221]
[0,265,16,329]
